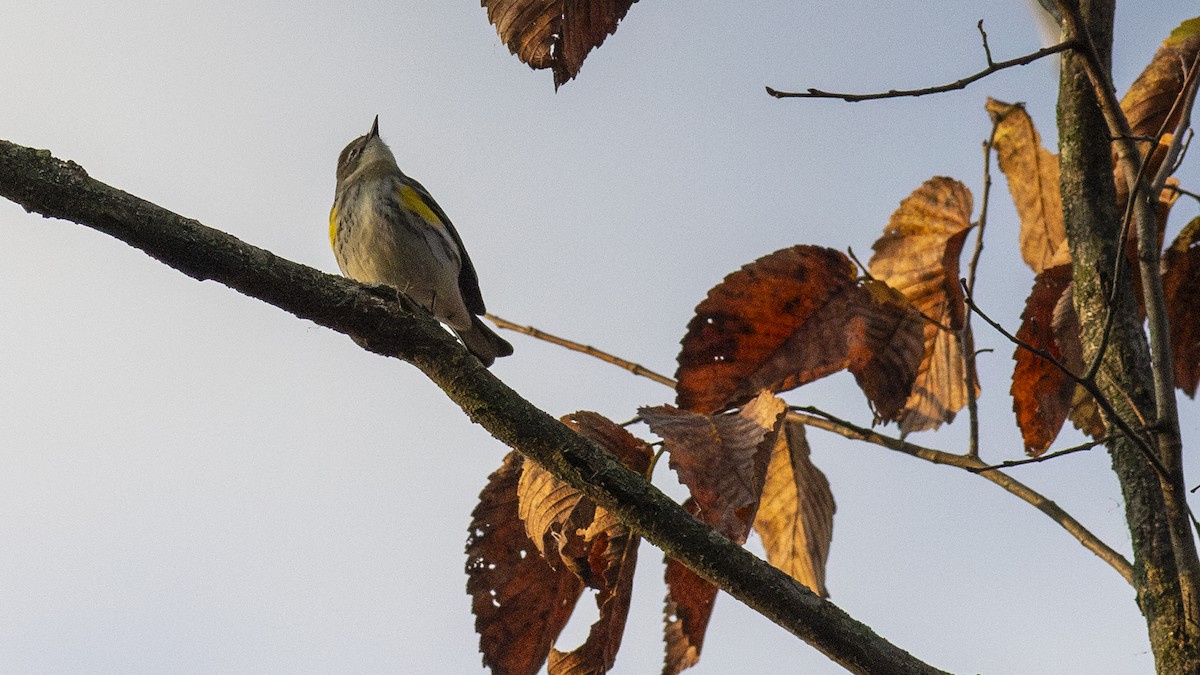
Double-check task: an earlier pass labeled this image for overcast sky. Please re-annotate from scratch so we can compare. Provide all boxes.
[2,2,1199,674]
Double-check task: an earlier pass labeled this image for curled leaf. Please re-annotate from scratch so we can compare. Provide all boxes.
[869,177,975,432]
[545,413,652,674]
[1011,265,1102,455]
[547,506,640,675]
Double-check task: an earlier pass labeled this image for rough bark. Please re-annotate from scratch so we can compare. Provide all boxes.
[0,139,948,675]
[1056,1,1200,671]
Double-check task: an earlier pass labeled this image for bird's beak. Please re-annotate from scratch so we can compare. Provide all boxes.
[368,115,380,139]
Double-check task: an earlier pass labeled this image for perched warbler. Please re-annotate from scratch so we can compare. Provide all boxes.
[330,116,513,366]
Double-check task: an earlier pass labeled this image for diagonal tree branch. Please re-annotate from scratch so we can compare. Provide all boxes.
[0,138,947,675]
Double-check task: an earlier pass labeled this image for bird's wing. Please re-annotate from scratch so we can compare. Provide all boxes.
[397,175,487,315]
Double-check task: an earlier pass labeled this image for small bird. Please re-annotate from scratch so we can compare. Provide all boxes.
[330,116,513,366]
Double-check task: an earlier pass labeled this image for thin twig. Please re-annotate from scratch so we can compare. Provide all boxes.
[1086,51,1200,383]
[486,313,676,387]
[960,279,1168,481]
[1167,183,1200,204]
[963,120,1002,459]
[490,313,1135,585]
[766,40,1075,102]
[787,407,1134,585]
[968,436,1111,473]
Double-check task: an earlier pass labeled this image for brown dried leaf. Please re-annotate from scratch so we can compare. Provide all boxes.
[481,0,639,88]
[547,507,640,675]
[563,411,654,476]
[1011,265,1102,455]
[850,280,930,422]
[542,412,652,674]
[676,245,925,422]
[641,392,786,543]
[1163,217,1200,397]
[1121,18,1200,140]
[518,459,595,578]
[752,420,835,597]
[869,177,974,432]
[1051,284,1106,439]
[467,452,584,675]
[662,498,718,675]
[986,98,1070,273]
[1117,18,1200,204]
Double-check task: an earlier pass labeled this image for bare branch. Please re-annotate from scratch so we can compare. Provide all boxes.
[963,119,1004,459]
[487,313,676,387]
[787,407,1134,585]
[766,39,1074,102]
[968,436,1111,472]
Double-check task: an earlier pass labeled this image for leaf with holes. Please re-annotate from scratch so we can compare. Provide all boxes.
[986,98,1070,273]
[1164,217,1200,397]
[662,498,718,675]
[480,0,639,88]
[676,245,925,422]
[752,420,835,597]
[467,452,584,675]
[869,176,974,432]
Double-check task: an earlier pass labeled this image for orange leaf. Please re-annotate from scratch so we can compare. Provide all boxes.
[676,245,925,422]
[752,420,835,597]
[1010,265,1102,455]
[547,507,640,674]
[869,177,974,432]
[851,280,930,422]
[518,458,595,579]
[1116,18,1200,206]
[986,98,1070,273]
[662,498,718,675]
[546,413,651,675]
[467,452,584,675]
[641,392,786,543]
[1051,284,1106,440]
[1163,217,1200,397]
[1121,17,1200,140]
[481,0,639,88]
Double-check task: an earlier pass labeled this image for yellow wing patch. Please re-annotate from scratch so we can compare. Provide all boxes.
[399,184,445,229]
[329,205,338,249]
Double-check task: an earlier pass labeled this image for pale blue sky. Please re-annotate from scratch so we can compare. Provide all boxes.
[1,2,1198,673]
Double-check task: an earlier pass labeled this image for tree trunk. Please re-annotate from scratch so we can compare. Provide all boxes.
[1057,1,1200,671]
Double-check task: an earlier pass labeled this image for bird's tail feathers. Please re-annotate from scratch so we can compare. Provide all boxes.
[457,315,513,367]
